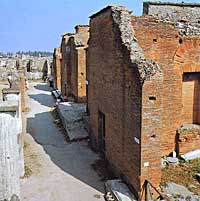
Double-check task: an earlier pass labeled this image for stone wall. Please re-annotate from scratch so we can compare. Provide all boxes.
[143,2,200,36]
[0,101,21,201]
[143,2,200,23]
[0,56,52,81]
[0,64,26,200]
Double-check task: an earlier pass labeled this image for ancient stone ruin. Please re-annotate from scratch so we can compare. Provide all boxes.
[86,2,200,198]
[0,62,26,201]
[50,1,200,199]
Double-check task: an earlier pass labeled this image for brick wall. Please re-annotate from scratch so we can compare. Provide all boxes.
[60,34,73,96]
[88,7,141,195]
[131,16,182,156]
[174,39,200,154]
[182,73,200,124]
[75,25,90,46]
[131,16,200,156]
[70,38,78,98]
[88,4,200,196]
[53,48,61,90]
[61,26,89,102]
[88,6,163,196]
[71,26,89,102]
[141,73,163,189]
[177,124,200,155]
[77,47,87,102]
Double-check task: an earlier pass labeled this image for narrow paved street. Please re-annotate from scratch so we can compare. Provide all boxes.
[20,82,104,201]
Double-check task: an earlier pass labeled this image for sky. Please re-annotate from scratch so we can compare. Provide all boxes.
[0,0,199,53]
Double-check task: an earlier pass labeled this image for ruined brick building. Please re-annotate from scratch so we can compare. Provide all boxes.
[52,47,62,90]
[60,25,89,102]
[87,2,200,197]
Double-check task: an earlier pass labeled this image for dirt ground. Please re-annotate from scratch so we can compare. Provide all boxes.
[162,158,200,195]
[20,82,105,201]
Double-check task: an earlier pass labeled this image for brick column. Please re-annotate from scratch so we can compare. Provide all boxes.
[18,68,26,178]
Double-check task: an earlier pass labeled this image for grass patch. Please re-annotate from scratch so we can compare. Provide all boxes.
[24,141,30,150]
[29,153,37,159]
[93,194,101,199]
[161,158,200,194]
[24,107,31,113]
[24,165,33,178]
[173,194,181,199]
[23,137,40,177]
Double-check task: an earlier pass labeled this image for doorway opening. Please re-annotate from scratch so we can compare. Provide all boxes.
[182,72,200,124]
[98,110,105,157]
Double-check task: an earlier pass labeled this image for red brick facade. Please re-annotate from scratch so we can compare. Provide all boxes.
[177,124,200,155]
[132,18,200,156]
[60,33,73,96]
[87,6,162,196]
[60,26,89,102]
[51,2,200,198]
[87,5,200,197]
[53,47,62,90]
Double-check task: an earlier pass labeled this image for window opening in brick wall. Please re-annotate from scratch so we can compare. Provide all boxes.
[149,96,156,101]
[64,83,67,96]
[98,110,106,157]
[153,38,157,43]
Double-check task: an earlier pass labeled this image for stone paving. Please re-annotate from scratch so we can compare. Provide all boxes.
[56,102,88,141]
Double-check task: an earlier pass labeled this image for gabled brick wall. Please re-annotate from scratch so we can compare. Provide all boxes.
[87,3,200,197]
[88,6,163,197]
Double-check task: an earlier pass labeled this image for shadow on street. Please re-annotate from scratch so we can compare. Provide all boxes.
[26,82,104,194]
[34,83,52,92]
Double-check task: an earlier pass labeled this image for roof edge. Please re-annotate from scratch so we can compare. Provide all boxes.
[90,5,129,19]
[75,25,89,28]
[61,33,74,37]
